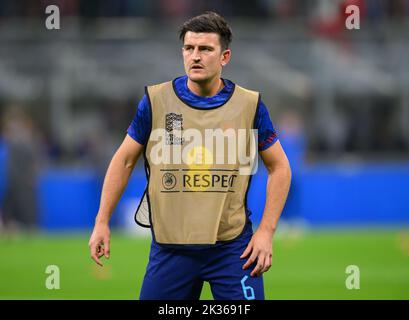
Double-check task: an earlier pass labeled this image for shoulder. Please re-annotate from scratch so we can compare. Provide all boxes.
[137,94,151,113]
[146,80,174,96]
[231,83,260,116]
[232,82,260,102]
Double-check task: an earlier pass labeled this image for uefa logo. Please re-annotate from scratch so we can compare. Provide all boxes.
[162,172,177,190]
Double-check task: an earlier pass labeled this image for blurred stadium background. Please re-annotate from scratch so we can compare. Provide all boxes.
[0,0,409,299]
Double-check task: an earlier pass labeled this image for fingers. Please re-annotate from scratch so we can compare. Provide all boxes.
[240,240,253,259]
[250,254,265,277]
[90,243,103,267]
[97,246,105,258]
[251,253,273,277]
[89,227,111,267]
[242,250,258,270]
[266,253,272,271]
[243,250,273,277]
[261,254,272,274]
[89,238,110,266]
[104,237,110,259]
[241,232,273,277]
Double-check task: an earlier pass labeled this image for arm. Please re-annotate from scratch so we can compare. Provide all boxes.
[89,134,144,266]
[241,140,292,276]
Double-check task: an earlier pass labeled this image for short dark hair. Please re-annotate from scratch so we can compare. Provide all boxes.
[179,11,233,51]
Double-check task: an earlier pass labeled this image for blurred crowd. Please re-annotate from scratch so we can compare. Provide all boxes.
[0,106,45,232]
[0,0,409,21]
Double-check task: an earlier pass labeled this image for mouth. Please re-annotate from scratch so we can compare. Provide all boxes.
[190,65,204,70]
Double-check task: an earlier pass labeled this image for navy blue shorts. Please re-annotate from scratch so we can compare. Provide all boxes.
[139,223,265,300]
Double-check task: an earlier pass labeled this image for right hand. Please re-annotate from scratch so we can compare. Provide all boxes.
[88,223,111,267]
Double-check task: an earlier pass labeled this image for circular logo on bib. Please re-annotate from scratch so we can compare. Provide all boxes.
[162,172,177,190]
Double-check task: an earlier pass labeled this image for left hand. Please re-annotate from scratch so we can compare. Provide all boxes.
[240,229,273,277]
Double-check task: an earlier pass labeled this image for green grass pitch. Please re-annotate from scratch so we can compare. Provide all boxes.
[1,228,409,299]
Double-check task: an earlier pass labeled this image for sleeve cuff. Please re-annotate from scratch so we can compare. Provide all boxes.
[258,133,278,151]
[127,127,145,145]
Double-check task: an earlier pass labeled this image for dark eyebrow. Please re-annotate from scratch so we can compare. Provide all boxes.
[199,45,214,50]
[183,44,214,50]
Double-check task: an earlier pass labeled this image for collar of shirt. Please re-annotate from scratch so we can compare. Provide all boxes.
[173,75,235,109]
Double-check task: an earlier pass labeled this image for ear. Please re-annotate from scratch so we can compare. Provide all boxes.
[221,49,231,67]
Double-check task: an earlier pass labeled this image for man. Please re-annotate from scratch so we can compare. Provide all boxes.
[89,11,291,300]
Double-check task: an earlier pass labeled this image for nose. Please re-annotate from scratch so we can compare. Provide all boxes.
[192,47,201,62]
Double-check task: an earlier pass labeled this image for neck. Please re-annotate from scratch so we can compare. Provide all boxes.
[187,76,224,97]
